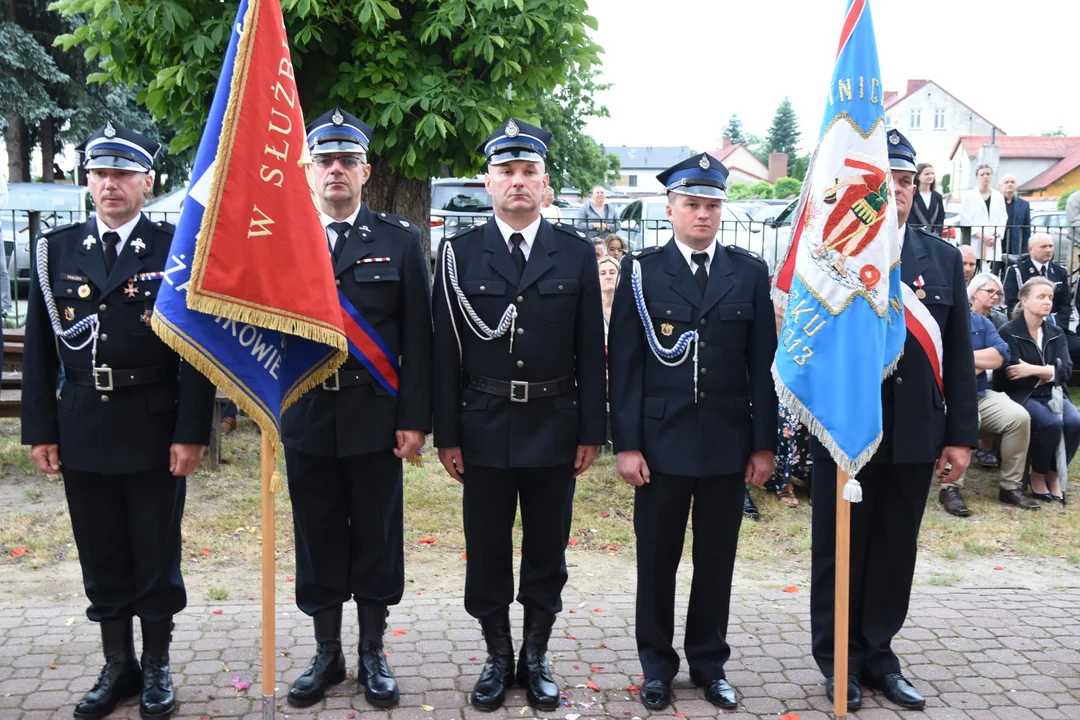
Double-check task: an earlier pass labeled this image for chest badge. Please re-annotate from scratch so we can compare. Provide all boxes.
[123,281,139,298]
[913,274,926,299]
[660,322,674,337]
[131,238,146,253]
[82,236,96,250]
[77,284,91,298]
[64,306,75,321]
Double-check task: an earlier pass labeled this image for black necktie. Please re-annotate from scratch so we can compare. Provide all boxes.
[692,251,709,294]
[102,231,119,274]
[1039,265,1047,277]
[328,222,350,263]
[510,232,526,277]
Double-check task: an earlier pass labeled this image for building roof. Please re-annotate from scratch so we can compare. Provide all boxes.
[706,143,769,182]
[950,135,1080,161]
[884,79,1004,133]
[1018,144,1080,192]
[602,145,692,170]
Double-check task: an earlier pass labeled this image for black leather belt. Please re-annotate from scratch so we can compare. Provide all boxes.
[67,366,171,392]
[320,369,373,391]
[464,373,574,403]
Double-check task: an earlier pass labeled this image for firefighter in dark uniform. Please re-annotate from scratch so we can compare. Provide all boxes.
[809,130,978,712]
[607,154,778,712]
[1003,233,1071,323]
[282,109,432,709]
[21,121,215,720]
[431,118,607,712]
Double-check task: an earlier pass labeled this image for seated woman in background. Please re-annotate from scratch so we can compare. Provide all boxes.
[593,238,606,261]
[967,271,1008,330]
[995,276,1080,504]
[605,234,627,262]
[598,256,620,347]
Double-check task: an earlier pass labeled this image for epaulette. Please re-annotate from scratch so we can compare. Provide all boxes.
[552,222,590,241]
[444,224,482,243]
[151,220,176,234]
[726,244,767,265]
[375,210,421,237]
[38,222,80,238]
[629,245,663,259]
[911,225,954,250]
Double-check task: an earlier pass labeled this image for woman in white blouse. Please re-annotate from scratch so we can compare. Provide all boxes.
[959,164,1008,267]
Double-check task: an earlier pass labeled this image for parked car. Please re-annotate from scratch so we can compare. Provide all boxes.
[3,183,92,292]
[617,195,761,255]
[429,177,493,258]
[143,187,187,224]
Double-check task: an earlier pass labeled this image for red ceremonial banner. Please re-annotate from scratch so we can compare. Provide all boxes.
[187,0,343,345]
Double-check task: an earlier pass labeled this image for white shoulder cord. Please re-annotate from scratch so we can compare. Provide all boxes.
[442,240,518,356]
[631,258,700,401]
[35,236,100,354]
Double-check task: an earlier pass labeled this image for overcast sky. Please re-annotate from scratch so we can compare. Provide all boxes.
[583,0,1079,154]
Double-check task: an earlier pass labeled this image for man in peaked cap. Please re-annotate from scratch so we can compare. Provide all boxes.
[282,108,432,709]
[21,121,215,719]
[607,153,778,711]
[431,118,606,711]
[808,129,976,711]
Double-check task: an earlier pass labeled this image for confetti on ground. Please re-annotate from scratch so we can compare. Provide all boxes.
[286,577,294,582]
[783,586,799,592]
[606,545,618,551]
[11,548,26,558]
[212,609,224,615]
[994,566,1005,570]
[419,537,438,544]
[593,607,603,612]
[599,643,607,648]
[591,665,603,672]
[200,548,210,556]
[673,713,686,718]
[461,553,467,560]
[392,629,408,636]
[469,656,478,661]
[780,715,801,720]
[421,704,435,711]
[586,679,600,691]
[626,684,641,695]
[567,634,577,640]
[233,680,250,691]
[568,538,580,546]
[601,511,610,517]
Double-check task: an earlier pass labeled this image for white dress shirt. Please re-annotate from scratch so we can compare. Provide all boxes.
[321,204,363,253]
[672,237,718,275]
[95,213,143,256]
[494,214,542,261]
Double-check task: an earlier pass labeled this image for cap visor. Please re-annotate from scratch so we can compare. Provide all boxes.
[85,156,150,172]
[889,159,917,173]
[669,186,727,200]
[488,150,544,165]
[310,141,368,155]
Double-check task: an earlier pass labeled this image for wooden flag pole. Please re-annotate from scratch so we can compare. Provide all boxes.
[261,434,277,719]
[834,467,851,717]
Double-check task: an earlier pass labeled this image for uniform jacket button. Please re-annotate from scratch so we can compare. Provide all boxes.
[896,376,904,385]
[335,279,341,286]
[699,391,706,399]
[98,304,107,312]
[699,341,706,349]
[101,394,110,402]
[700,368,707,375]
[99,333,108,342]
[516,295,524,303]
[479,285,486,291]
[558,284,564,290]
[666,309,672,315]
[699,318,706,326]
[516,327,524,335]
[516,360,524,368]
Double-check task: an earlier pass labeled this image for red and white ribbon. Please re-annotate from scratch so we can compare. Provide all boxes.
[901,283,944,395]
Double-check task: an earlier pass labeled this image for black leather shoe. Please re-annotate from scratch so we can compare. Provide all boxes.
[999,488,1040,510]
[515,607,560,710]
[139,618,176,719]
[472,610,515,711]
[74,618,142,720]
[743,486,760,521]
[939,486,971,517]
[701,678,738,709]
[358,606,400,708]
[287,606,347,708]
[825,675,862,712]
[640,679,672,711]
[868,673,925,710]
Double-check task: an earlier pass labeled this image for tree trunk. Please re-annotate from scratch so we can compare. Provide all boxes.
[40,117,55,182]
[4,113,30,182]
[363,157,432,268]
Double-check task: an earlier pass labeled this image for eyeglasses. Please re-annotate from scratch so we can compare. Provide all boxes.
[313,155,364,169]
[979,287,1002,298]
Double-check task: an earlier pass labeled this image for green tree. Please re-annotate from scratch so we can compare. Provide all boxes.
[1059,190,1075,211]
[722,113,745,145]
[726,182,751,201]
[534,65,619,195]
[940,173,951,196]
[1042,127,1066,137]
[53,0,604,259]
[749,180,774,199]
[774,176,802,199]
[765,97,801,174]
[790,154,810,182]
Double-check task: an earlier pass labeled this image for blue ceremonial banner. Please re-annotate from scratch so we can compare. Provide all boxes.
[772,0,905,476]
[151,0,347,445]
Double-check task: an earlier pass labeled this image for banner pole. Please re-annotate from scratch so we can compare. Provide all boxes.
[834,467,851,718]
[261,434,276,719]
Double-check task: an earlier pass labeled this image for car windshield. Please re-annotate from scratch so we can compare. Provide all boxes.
[432,184,493,212]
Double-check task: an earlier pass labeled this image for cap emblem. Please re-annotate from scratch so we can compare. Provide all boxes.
[331,109,344,126]
[505,119,520,138]
[698,154,710,170]
[889,132,899,145]
[104,121,116,139]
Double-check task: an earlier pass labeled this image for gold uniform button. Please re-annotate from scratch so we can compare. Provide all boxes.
[516,360,524,368]
[99,304,107,312]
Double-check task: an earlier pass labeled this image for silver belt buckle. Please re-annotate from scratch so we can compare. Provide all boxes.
[510,379,529,402]
[93,366,114,392]
[322,370,340,391]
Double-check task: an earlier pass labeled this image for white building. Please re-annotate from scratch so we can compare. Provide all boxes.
[883,79,1003,192]
[949,135,1080,202]
[601,146,692,195]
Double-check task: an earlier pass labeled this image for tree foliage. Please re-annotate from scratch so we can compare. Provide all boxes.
[749,180,774,199]
[52,0,604,184]
[0,21,71,127]
[790,154,809,182]
[722,113,744,145]
[774,176,802,199]
[1059,190,1074,211]
[534,65,619,195]
[765,97,801,174]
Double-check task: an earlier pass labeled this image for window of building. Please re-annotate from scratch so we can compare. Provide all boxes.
[934,108,945,129]
[910,108,921,129]
[884,114,891,128]
[628,175,638,188]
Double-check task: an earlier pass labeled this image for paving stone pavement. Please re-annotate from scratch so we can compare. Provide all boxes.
[1,586,1078,719]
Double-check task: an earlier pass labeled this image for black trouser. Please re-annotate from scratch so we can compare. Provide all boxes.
[810,456,933,680]
[634,472,744,683]
[462,464,575,619]
[285,447,404,615]
[62,468,186,623]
